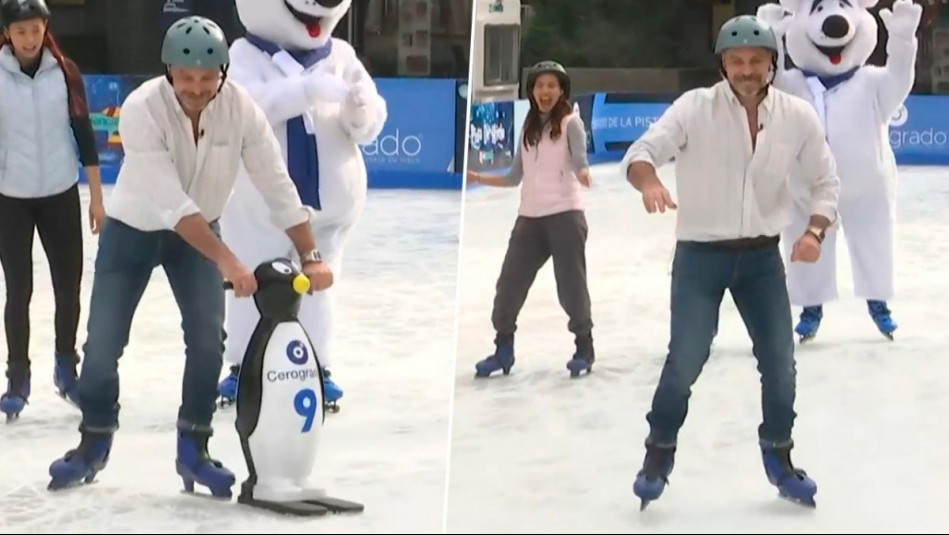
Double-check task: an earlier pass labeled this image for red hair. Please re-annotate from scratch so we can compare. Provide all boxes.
[3,30,89,119]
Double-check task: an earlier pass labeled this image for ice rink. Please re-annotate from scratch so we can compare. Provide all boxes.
[0,187,461,534]
[447,163,949,533]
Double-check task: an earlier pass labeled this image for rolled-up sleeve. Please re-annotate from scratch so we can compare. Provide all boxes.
[238,91,311,230]
[797,105,840,224]
[116,97,200,229]
[620,91,693,174]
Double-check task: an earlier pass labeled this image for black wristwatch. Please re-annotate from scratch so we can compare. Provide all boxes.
[805,226,825,244]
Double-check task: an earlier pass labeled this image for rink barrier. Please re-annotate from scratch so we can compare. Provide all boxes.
[77,75,466,190]
[467,92,949,174]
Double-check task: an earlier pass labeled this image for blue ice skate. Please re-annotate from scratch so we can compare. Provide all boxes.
[761,442,817,507]
[48,429,113,490]
[217,365,240,407]
[322,368,342,413]
[794,306,823,343]
[633,443,676,510]
[867,300,897,340]
[175,429,236,499]
[53,353,80,407]
[475,334,515,378]
[0,371,30,422]
[566,334,595,378]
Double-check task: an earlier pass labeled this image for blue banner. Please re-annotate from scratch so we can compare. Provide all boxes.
[887,95,949,165]
[78,76,462,189]
[467,100,515,172]
[588,93,668,156]
[361,78,459,188]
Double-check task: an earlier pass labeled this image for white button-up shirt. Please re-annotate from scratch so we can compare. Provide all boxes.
[621,81,840,242]
[106,76,310,232]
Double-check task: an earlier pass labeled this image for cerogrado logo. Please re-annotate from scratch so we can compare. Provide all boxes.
[889,105,908,127]
[361,129,423,163]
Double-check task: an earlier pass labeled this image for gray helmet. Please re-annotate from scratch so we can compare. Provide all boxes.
[161,16,229,69]
[714,15,778,55]
[0,0,49,28]
[525,60,571,99]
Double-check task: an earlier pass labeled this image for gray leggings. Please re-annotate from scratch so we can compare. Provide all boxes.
[491,210,593,339]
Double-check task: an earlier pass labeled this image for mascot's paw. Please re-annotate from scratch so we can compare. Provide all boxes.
[756,3,792,38]
[879,0,922,40]
[341,84,384,143]
[304,68,349,104]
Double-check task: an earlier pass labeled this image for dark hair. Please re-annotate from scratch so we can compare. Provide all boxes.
[522,85,572,149]
[3,29,89,119]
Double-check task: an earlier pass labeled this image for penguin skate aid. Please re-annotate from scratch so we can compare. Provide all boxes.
[0,0,106,423]
[47,15,333,497]
[468,60,595,380]
[622,14,840,510]
[222,257,363,516]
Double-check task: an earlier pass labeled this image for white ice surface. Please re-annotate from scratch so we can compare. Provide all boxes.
[447,164,949,534]
[0,187,461,534]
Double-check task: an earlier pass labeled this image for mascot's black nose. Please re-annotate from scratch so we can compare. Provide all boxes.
[313,0,344,7]
[822,15,850,39]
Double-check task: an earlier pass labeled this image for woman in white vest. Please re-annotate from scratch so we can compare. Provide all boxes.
[0,0,104,421]
[467,61,595,380]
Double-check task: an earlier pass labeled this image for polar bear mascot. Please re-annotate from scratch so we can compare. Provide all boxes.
[217,0,387,410]
[756,0,921,342]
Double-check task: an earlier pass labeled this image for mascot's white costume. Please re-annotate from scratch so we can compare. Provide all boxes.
[756,0,922,341]
[217,0,387,408]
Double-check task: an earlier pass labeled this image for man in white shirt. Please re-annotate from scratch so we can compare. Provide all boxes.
[621,15,839,510]
[47,16,333,498]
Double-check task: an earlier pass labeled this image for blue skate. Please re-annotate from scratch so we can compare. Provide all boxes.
[217,365,240,407]
[475,334,515,378]
[219,365,342,412]
[867,300,897,340]
[0,370,30,422]
[633,443,676,510]
[175,429,236,499]
[566,334,594,378]
[53,353,80,407]
[322,368,342,413]
[48,428,113,490]
[761,442,817,507]
[794,306,823,343]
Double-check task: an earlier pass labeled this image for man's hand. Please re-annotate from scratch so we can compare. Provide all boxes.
[302,261,334,293]
[791,232,821,263]
[642,182,677,213]
[218,254,257,297]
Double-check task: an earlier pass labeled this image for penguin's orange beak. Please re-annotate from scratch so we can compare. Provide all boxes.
[292,274,310,295]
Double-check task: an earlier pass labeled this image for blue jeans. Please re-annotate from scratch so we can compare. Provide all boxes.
[77,217,225,433]
[645,240,797,447]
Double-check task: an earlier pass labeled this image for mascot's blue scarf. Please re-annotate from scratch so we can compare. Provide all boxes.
[245,33,334,210]
[801,66,860,90]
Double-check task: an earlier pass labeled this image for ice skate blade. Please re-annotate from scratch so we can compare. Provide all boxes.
[779,492,816,508]
[48,474,100,492]
[304,495,365,514]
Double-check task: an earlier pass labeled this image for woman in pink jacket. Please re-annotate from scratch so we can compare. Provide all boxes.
[467,61,593,379]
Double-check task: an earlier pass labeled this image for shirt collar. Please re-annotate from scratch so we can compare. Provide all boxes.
[720,79,775,115]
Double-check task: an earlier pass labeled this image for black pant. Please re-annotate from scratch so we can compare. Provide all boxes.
[0,184,83,379]
[491,210,593,339]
